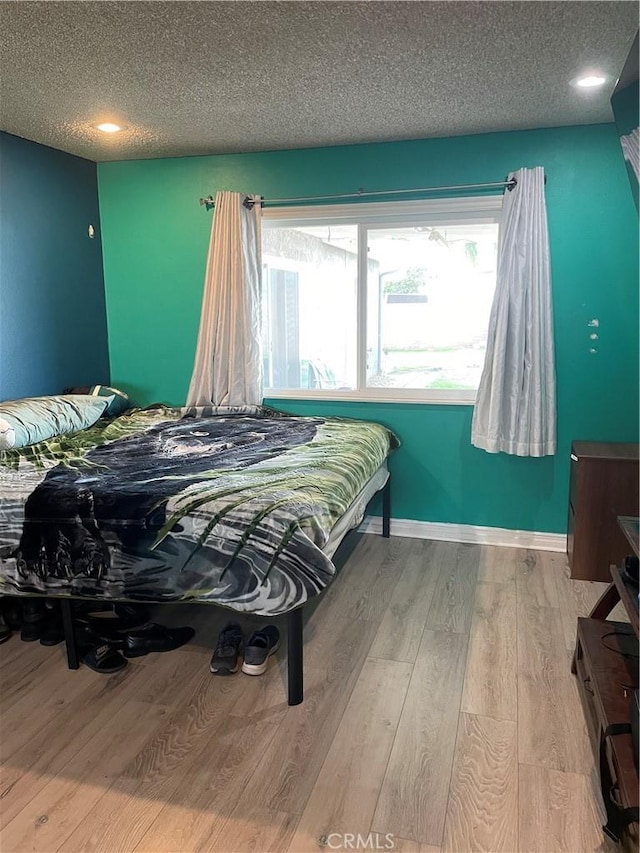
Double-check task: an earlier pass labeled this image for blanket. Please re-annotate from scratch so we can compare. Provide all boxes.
[0,406,394,615]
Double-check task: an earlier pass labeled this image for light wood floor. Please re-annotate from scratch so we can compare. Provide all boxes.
[0,536,629,853]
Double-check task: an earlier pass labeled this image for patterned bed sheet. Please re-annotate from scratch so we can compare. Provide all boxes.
[0,405,395,616]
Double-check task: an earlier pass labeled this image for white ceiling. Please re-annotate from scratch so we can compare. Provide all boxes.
[0,1,637,162]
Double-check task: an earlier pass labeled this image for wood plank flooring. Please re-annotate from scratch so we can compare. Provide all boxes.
[0,536,621,852]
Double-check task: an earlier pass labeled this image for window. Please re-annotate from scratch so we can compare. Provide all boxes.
[262,197,501,404]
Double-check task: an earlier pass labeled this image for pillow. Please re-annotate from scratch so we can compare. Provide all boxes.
[0,395,110,450]
[88,385,132,416]
[65,385,133,416]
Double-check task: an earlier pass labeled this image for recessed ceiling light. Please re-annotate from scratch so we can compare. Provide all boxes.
[96,122,124,133]
[573,75,607,88]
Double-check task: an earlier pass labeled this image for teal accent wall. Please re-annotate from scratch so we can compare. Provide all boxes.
[98,124,639,534]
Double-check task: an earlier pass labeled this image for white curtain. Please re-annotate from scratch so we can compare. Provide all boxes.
[471,166,556,457]
[186,191,262,407]
[621,127,640,181]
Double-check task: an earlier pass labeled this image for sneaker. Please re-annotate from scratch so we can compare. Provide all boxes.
[210,623,244,675]
[242,626,280,676]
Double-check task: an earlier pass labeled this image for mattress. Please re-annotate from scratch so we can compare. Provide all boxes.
[0,406,395,616]
[322,462,388,558]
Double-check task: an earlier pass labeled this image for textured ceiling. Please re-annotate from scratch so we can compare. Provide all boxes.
[0,1,637,162]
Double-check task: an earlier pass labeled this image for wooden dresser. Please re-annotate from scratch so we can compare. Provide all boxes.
[572,518,639,844]
[567,442,639,582]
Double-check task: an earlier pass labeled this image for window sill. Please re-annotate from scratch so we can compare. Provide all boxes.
[264,389,477,406]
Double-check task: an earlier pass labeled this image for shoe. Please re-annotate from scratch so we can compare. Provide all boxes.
[88,603,151,634]
[20,600,45,642]
[242,626,280,676]
[0,613,11,644]
[74,601,111,619]
[39,617,64,646]
[210,623,244,675]
[113,603,151,628]
[39,601,64,646]
[2,599,22,630]
[110,623,195,658]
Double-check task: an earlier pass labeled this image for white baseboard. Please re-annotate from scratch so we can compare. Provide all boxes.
[358,515,566,553]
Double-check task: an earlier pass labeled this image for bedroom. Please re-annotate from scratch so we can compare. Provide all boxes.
[0,1,639,852]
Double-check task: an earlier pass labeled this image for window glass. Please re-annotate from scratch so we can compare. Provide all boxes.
[365,223,499,391]
[262,225,358,391]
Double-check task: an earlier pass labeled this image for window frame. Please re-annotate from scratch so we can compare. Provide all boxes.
[262,196,503,405]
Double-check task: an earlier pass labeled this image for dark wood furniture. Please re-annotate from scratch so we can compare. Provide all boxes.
[567,442,639,582]
[572,517,639,844]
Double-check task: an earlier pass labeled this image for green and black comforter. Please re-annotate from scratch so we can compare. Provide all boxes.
[0,406,393,615]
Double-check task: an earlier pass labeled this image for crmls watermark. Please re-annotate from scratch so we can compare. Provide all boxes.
[319,833,396,850]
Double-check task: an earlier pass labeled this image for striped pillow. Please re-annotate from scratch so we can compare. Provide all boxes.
[88,385,132,416]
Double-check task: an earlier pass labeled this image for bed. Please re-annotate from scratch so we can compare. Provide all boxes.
[0,403,395,703]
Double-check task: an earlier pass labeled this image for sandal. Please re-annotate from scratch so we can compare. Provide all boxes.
[83,644,128,674]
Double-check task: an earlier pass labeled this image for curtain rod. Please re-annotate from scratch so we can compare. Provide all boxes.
[198,177,518,211]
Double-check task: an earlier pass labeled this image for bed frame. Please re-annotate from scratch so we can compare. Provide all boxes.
[58,477,391,706]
